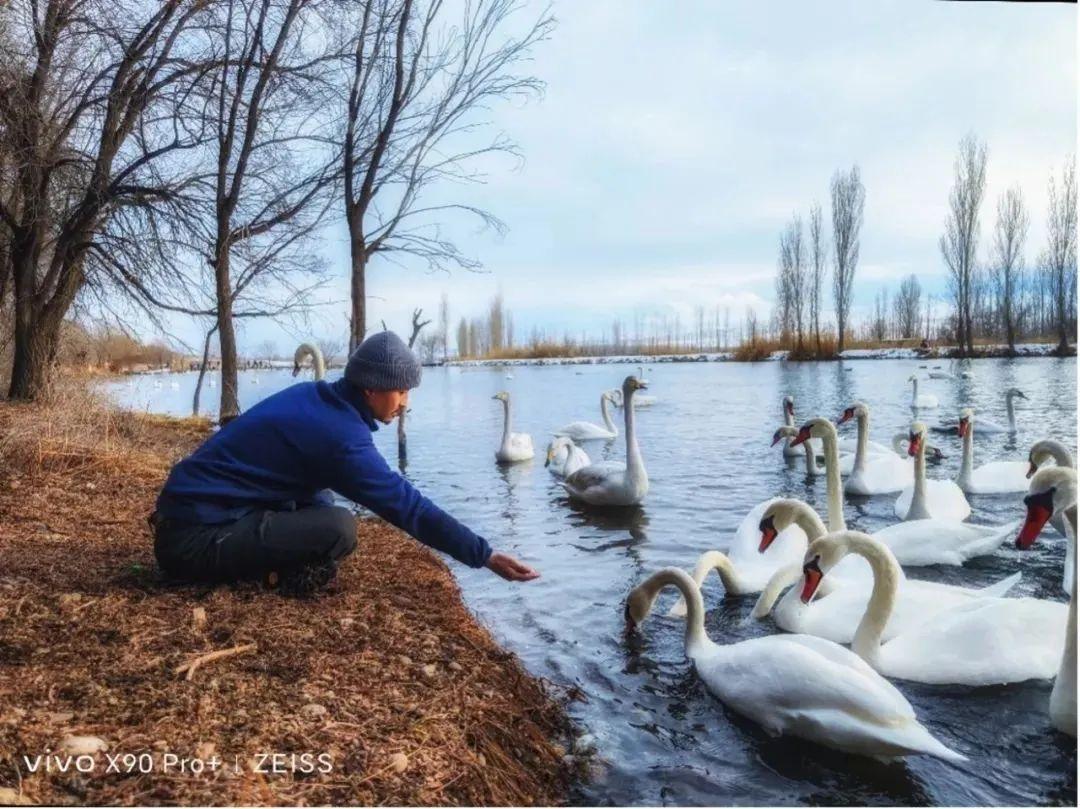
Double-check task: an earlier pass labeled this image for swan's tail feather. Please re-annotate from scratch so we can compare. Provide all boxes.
[979,570,1023,599]
[914,729,968,764]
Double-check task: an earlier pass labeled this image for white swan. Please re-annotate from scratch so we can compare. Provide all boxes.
[973,388,1027,434]
[956,409,1030,494]
[1017,467,1077,736]
[609,388,658,408]
[628,567,965,761]
[562,376,648,505]
[1029,438,1076,540]
[894,422,971,521]
[837,403,913,495]
[555,391,618,441]
[545,436,590,478]
[293,342,326,380]
[1028,438,1075,479]
[773,425,822,477]
[891,432,945,463]
[492,391,534,464]
[801,530,1067,685]
[752,506,1020,646]
[780,396,822,457]
[908,375,938,409]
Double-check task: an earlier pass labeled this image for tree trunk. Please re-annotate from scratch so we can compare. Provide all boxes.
[349,220,367,352]
[214,247,240,420]
[7,313,60,400]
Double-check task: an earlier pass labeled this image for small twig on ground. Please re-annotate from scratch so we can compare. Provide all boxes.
[174,643,257,681]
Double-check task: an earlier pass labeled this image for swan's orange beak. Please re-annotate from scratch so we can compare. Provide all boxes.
[958,418,969,438]
[837,407,855,425]
[790,425,812,447]
[801,558,823,604]
[758,516,778,553]
[907,432,921,458]
[1017,490,1054,550]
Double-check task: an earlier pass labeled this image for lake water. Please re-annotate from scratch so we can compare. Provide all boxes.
[104,357,1078,806]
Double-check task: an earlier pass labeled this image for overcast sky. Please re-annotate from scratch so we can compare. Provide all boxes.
[148,0,1076,355]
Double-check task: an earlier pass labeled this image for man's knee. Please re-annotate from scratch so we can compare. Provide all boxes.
[322,507,358,559]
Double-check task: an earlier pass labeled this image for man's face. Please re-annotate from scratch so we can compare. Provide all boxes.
[364,389,409,424]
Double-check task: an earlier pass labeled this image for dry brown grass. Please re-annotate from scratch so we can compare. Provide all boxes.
[0,392,575,806]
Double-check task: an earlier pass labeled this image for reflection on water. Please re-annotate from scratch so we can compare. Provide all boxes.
[104,357,1078,806]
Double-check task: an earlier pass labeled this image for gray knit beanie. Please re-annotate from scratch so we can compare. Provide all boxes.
[344,330,422,391]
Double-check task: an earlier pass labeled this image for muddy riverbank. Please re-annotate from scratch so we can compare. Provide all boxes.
[0,385,575,805]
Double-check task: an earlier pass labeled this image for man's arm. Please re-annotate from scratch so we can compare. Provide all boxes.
[328,438,495,568]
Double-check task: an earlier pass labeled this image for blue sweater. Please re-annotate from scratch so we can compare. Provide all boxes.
[155,378,493,568]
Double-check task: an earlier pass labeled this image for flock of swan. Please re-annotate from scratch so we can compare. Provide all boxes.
[613,374,1077,765]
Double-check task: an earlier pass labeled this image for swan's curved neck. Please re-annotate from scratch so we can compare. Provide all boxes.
[623,387,646,487]
[1042,440,1075,470]
[600,394,616,433]
[690,550,745,598]
[794,505,828,541]
[958,420,974,487]
[906,434,931,520]
[818,424,846,531]
[783,402,794,429]
[499,398,512,450]
[640,568,712,657]
[801,438,818,477]
[853,411,869,473]
[297,343,326,380]
[844,534,902,666]
[753,563,802,618]
[910,378,919,406]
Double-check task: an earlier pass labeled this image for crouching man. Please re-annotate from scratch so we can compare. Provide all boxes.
[151,331,539,595]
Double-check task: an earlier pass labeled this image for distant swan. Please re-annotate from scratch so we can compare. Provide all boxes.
[545,436,589,477]
[908,375,938,409]
[562,376,648,506]
[293,342,326,380]
[894,422,971,521]
[555,391,618,441]
[492,391,534,463]
[956,409,1030,494]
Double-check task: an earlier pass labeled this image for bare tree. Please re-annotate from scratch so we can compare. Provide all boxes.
[940,134,987,357]
[437,291,449,361]
[774,216,806,350]
[197,0,337,418]
[990,185,1028,353]
[830,165,865,353]
[335,0,553,349]
[455,316,467,358]
[317,337,345,367]
[893,274,922,339]
[872,287,889,342]
[407,306,431,348]
[0,0,207,399]
[1045,156,1077,354]
[808,202,827,354]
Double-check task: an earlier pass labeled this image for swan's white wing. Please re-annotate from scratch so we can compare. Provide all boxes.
[894,480,971,521]
[873,519,1011,566]
[968,461,1031,494]
[846,454,913,495]
[879,597,1068,685]
[563,460,625,498]
[554,421,615,440]
[698,636,961,760]
[510,432,534,455]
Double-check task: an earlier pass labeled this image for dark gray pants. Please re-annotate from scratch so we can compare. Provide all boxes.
[153,506,358,583]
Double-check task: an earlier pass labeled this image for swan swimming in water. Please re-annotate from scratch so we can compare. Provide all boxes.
[492,391,534,464]
[562,376,648,506]
[1028,438,1076,543]
[293,342,326,380]
[545,436,589,477]
[908,375,938,409]
[626,567,965,762]
[752,502,1020,646]
[554,391,618,441]
[1017,466,1077,736]
[836,403,913,495]
[955,409,1030,494]
[894,422,971,521]
[800,529,1067,686]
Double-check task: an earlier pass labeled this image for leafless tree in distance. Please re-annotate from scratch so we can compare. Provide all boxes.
[940,134,987,357]
[808,202,827,353]
[991,185,1028,354]
[1044,156,1077,354]
[893,274,922,339]
[830,165,865,353]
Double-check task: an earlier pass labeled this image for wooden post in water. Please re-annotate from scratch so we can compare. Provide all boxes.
[397,408,408,471]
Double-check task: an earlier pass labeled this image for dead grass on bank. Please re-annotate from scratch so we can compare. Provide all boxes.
[0,393,575,806]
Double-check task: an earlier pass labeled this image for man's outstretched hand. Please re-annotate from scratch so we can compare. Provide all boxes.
[486,552,540,582]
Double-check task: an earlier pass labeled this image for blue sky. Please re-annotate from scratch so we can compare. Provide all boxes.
[150,0,1076,355]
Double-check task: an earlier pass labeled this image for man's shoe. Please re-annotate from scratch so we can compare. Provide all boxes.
[278,561,338,598]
